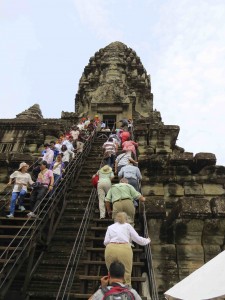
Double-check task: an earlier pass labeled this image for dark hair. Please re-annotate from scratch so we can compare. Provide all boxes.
[41,160,48,167]
[109,261,125,279]
[50,141,55,145]
[57,153,63,157]
[44,143,50,147]
[61,145,67,151]
[108,137,113,142]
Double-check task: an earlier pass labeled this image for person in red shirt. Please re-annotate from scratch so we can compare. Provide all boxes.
[120,130,130,144]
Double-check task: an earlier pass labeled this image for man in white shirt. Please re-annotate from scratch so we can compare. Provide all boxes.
[62,136,75,152]
[42,143,54,167]
[115,151,137,174]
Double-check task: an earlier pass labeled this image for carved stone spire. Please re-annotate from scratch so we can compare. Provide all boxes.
[75,41,153,119]
[16,104,43,119]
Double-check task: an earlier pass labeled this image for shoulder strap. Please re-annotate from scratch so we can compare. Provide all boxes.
[117,153,126,163]
[102,284,135,300]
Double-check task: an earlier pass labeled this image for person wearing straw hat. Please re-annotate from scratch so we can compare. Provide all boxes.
[104,212,150,286]
[6,162,34,218]
[93,164,114,219]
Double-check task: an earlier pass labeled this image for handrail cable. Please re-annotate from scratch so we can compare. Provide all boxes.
[56,139,106,299]
[141,201,159,300]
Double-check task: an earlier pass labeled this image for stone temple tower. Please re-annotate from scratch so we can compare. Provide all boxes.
[75,41,154,127]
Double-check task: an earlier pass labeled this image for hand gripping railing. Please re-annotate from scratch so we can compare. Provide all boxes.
[0,130,97,297]
[141,201,159,300]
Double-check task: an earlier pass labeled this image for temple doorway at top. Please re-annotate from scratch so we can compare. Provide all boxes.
[102,115,116,131]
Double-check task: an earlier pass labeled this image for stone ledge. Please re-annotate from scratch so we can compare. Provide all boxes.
[172,197,212,218]
[210,197,225,217]
[143,196,166,217]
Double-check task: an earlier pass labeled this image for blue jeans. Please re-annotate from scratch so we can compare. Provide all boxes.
[10,190,27,215]
[53,174,61,186]
[105,154,115,168]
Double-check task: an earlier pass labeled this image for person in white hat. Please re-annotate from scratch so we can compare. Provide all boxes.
[6,162,34,218]
[93,164,114,219]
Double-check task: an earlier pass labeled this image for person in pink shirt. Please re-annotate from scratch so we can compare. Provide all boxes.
[27,161,54,218]
[122,139,138,160]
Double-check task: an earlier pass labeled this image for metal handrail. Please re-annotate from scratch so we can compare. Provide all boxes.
[0,130,97,292]
[56,187,97,300]
[56,140,106,299]
[141,203,159,300]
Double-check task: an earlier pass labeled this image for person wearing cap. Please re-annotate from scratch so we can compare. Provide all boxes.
[93,165,114,219]
[105,178,146,227]
[6,162,34,218]
[27,161,54,218]
[42,143,54,167]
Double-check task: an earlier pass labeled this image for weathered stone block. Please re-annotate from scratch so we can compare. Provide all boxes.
[156,147,172,154]
[176,245,204,274]
[202,219,225,245]
[164,183,184,197]
[179,265,204,280]
[169,152,193,166]
[203,245,221,262]
[151,244,177,261]
[203,184,225,195]
[210,196,225,217]
[194,152,216,171]
[142,183,164,196]
[175,197,211,218]
[147,219,166,244]
[144,196,166,218]
[174,219,204,244]
[184,182,204,196]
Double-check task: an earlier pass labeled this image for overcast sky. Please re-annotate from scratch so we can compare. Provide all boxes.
[1,0,225,165]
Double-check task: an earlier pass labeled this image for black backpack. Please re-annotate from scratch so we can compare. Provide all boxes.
[102,283,135,300]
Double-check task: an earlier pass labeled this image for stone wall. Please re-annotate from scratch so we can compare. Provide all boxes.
[136,120,225,296]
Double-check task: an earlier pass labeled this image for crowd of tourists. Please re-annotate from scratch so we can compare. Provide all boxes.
[5,116,97,218]
[5,116,150,297]
[89,120,151,298]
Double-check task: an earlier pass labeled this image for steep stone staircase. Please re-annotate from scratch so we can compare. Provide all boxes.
[25,139,148,299]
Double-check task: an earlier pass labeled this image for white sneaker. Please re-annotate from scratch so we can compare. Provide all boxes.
[19,205,26,211]
[6,214,14,218]
[27,212,36,218]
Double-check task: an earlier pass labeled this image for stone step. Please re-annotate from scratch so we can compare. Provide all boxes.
[0,225,34,230]
[79,275,146,282]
